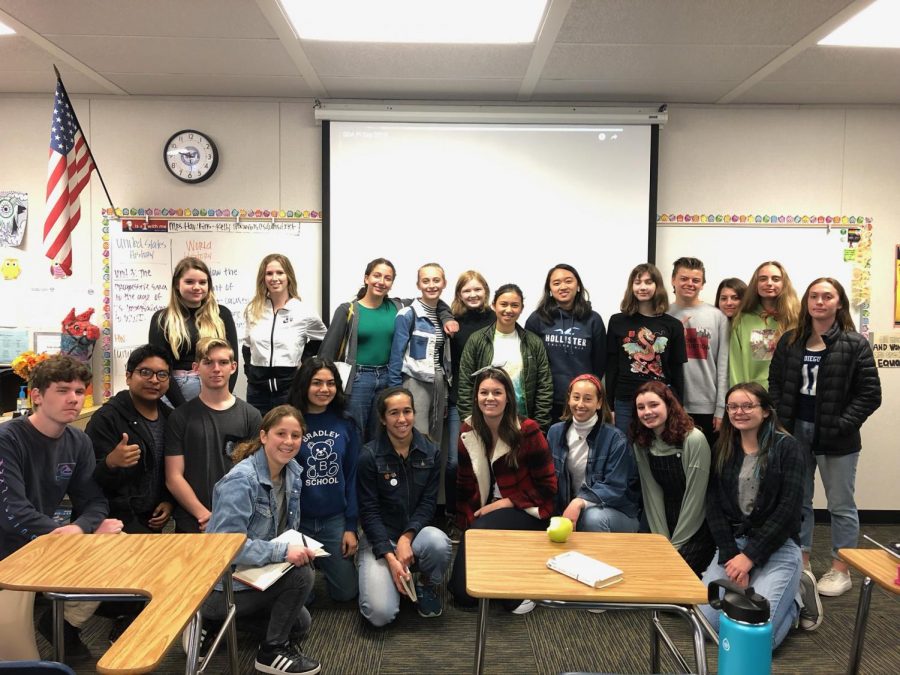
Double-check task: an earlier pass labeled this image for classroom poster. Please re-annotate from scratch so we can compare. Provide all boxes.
[872,333,900,368]
[0,191,27,247]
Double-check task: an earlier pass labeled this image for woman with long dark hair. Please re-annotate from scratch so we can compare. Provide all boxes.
[715,277,748,321]
[356,387,451,626]
[699,383,818,646]
[769,277,881,597]
[525,264,607,425]
[244,253,326,415]
[450,367,557,613]
[288,357,360,602]
[631,380,714,576]
[149,256,238,406]
[319,258,402,439]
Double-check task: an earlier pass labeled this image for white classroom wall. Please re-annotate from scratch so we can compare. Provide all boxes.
[0,97,897,509]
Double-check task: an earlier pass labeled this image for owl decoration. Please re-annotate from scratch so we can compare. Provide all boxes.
[2,258,20,280]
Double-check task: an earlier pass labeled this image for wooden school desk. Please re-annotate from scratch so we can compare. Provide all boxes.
[838,547,900,675]
[465,530,709,675]
[0,533,245,674]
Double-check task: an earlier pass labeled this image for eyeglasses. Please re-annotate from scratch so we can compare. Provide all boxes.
[725,402,760,413]
[134,368,170,381]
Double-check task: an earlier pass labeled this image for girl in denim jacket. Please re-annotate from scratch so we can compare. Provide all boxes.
[203,405,321,675]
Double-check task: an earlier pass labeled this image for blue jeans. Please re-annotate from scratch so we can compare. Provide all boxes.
[347,366,389,442]
[699,537,801,650]
[795,420,861,559]
[166,371,201,406]
[614,398,633,436]
[357,526,451,627]
[578,504,639,533]
[299,513,358,602]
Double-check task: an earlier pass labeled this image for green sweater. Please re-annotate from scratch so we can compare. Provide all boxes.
[729,311,781,389]
[633,427,710,550]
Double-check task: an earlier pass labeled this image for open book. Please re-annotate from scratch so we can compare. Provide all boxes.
[233,529,330,591]
[546,551,623,590]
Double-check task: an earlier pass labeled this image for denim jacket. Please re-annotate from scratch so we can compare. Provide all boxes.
[357,428,440,558]
[387,302,452,386]
[207,448,303,590]
[547,419,640,520]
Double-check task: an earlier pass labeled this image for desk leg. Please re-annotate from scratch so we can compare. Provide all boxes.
[686,608,708,675]
[184,611,202,675]
[473,598,488,675]
[222,572,240,675]
[650,610,660,673]
[846,576,874,675]
[53,600,65,664]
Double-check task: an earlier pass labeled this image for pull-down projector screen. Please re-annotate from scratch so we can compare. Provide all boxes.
[326,120,655,323]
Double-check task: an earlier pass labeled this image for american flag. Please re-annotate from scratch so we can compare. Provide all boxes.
[43,79,95,277]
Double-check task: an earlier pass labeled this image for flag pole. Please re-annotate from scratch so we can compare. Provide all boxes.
[52,65,119,216]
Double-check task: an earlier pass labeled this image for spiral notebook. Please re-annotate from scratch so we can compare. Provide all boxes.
[546,551,624,589]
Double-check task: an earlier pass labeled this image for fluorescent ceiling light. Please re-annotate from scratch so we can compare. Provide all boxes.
[279,0,547,44]
[0,20,16,36]
[819,0,900,48]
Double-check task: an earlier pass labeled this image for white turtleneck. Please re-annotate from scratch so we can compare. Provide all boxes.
[565,414,598,499]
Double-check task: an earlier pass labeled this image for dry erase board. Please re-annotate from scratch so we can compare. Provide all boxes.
[656,223,857,310]
[108,218,321,396]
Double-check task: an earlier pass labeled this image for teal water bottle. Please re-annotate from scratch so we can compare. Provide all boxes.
[708,579,772,675]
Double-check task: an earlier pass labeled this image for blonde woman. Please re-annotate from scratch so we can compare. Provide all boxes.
[243,254,326,415]
[149,256,237,406]
[729,261,799,389]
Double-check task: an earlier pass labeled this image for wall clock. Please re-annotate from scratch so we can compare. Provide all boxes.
[163,129,218,183]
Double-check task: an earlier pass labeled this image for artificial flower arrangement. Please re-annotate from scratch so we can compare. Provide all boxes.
[11,350,50,384]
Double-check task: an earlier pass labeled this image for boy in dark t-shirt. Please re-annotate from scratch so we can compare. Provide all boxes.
[165,337,262,533]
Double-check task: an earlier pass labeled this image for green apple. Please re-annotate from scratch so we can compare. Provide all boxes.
[547,516,573,543]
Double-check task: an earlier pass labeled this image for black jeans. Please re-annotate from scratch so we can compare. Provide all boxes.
[202,565,314,646]
[449,508,549,608]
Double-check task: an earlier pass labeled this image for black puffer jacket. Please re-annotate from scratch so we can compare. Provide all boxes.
[769,323,881,455]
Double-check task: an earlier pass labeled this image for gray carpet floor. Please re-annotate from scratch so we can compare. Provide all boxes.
[39,523,900,674]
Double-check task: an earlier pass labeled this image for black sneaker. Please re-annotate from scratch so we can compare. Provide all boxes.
[798,569,824,631]
[36,610,90,660]
[181,619,220,661]
[255,642,321,675]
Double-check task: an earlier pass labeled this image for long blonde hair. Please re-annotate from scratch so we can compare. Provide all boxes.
[157,257,226,359]
[231,404,306,464]
[737,261,800,335]
[245,254,301,326]
[451,270,490,315]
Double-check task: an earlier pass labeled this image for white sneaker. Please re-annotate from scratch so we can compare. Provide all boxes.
[817,568,852,597]
[511,599,536,615]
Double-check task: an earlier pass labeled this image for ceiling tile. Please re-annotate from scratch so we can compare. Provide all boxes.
[532,78,734,103]
[543,43,786,81]
[557,0,855,46]
[0,0,276,38]
[303,42,531,78]
[106,73,313,98]
[733,80,900,105]
[765,46,900,82]
[321,77,521,100]
[46,35,296,76]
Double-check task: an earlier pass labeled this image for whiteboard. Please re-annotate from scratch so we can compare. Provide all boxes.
[656,224,856,311]
[108,218,322,396]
